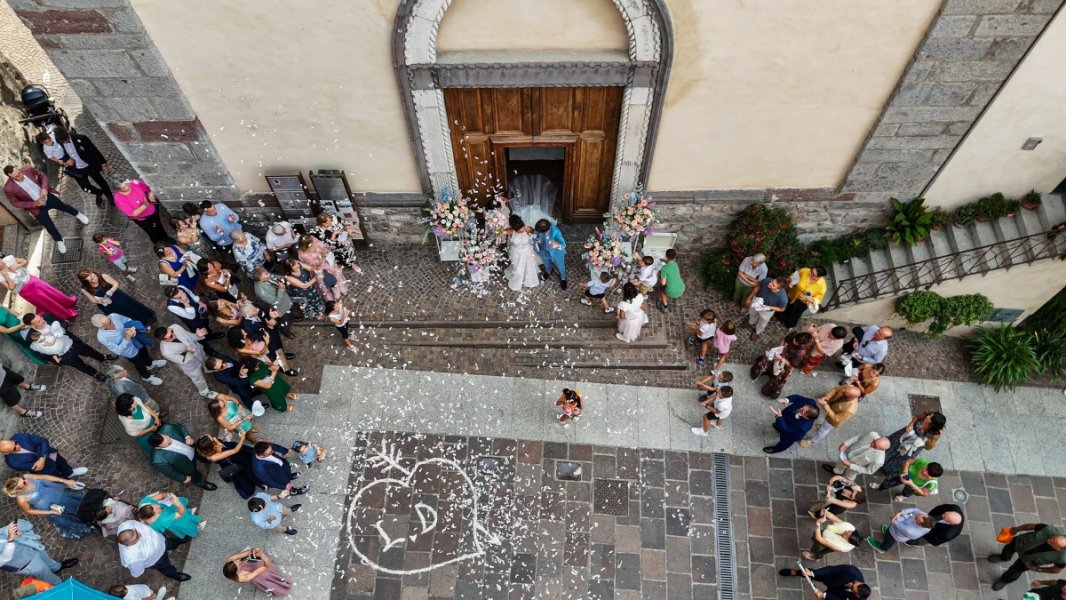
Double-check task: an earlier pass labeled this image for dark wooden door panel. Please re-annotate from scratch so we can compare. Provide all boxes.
[445,86,622,220]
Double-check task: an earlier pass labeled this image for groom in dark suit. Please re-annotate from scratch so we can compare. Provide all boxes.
[251,441,308,496]
[146,423,217,490]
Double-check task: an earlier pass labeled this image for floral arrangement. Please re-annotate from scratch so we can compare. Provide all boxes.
[582,228,634,275]
[605,186,659,239]
[483,197,511,247]
[460,235,502,275]
[423,188,472,240]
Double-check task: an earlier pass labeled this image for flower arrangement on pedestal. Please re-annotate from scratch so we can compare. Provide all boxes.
[423,188,472,241]
[604,186,659,240]
[581,227,634,278]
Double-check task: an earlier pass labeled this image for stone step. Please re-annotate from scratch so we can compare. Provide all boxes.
[905,236,940,287]
[991,215,1033,264]
[971,219,1003,270]
[885,241,917,291]
[928,228,960,281]
[1017,203,1044,237]
[1038,194,1066,255]
[847,253,879,301]
[828,262,852,306]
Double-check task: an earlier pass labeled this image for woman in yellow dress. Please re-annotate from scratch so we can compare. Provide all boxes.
[778,266,827,329]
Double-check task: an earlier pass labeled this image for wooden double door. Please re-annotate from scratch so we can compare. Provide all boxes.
[443,87,623,223]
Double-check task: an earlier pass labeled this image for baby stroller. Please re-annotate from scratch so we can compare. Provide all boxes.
[17,83,71,143]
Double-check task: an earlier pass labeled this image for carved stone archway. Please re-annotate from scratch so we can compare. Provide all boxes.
[393,0,672,203]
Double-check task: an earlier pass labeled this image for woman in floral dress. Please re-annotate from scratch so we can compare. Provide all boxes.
[308,213,361,271]
[296,235,346,301]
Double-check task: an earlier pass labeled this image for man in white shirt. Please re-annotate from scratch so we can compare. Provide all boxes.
[116,520,191,581]
[22,313,114,382]
[36,127,113,206]
[153,324,216,398]
[107,583,171,600]
[265,221,298,263]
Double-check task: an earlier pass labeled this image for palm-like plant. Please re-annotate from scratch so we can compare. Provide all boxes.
[970,326,1039,392]
[885,197,933,246]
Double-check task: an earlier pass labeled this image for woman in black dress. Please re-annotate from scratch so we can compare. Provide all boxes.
[77,268,156,325]
[195,429,258,499]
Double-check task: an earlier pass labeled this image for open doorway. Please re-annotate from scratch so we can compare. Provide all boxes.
[505,146,565,220]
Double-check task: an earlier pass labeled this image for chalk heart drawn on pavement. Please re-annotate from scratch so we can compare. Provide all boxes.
[346,440,502,575]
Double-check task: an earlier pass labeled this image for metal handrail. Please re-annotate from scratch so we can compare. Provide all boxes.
[825,229,1064,309]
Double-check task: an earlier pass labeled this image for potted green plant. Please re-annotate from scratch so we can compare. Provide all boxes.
[975,193,1007,222]
[929,208,950,231]
[1022,189,1042,210]
[865,228,888,250]
[953,204,977,227]
[885,197,933,246]
[1004,198,1021,217]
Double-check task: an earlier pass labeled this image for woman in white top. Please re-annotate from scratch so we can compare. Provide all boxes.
[326,300,356,354]
[616,283,647,343]
[504,214,541,291]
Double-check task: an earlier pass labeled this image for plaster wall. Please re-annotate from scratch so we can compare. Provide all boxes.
[924,10,1066,209]
[130,0,940,196]
[649,0,940,192]
[437,0,628,52]
[820,258,1066,337]
[129,0,421,195]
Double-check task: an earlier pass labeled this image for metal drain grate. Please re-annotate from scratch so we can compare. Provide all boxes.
[908,394,942,416]
[712,454,735,600]
[593,479,629,516]
[50,237,83,264]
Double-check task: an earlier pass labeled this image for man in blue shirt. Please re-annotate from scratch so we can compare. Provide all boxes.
[762,395,819,454]
[868,507,934,552]
[247,491,300,535]
[779,564,871,599]
[92,313,165,385]
[198,201,241,250]
[744,276,788,339]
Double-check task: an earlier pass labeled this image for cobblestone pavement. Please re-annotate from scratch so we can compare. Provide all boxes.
[731,455,1064,600]
[332,433,720,600]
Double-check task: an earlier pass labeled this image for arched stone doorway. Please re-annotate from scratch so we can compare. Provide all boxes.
[393,0,672,222]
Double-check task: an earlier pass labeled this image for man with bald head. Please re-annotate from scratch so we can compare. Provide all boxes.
[909,504,964,547]
[116,520,190,581]
[989,522,1066,591]
[825,431,891,482]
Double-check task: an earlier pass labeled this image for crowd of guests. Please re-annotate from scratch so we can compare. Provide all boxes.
[0,131,370,596]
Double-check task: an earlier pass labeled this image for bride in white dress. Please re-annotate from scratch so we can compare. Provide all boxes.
[504,214,541,291]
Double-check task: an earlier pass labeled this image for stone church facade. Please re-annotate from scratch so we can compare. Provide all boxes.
[5,0,1066,321]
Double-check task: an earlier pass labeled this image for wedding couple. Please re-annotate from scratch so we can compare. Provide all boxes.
[504,213,567,292]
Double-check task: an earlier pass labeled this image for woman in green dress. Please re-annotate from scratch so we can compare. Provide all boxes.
[240,358,298,412]
[136,491,203,539]
[208,393,260,443]
[0,306,45,365]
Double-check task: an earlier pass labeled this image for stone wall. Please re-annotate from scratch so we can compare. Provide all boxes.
[652,190,888,253]
[842,0,1066,203]
[8,0,237,210]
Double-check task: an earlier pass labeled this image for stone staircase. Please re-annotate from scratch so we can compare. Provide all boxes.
[825,194,1066,309]
[344,305,690,371]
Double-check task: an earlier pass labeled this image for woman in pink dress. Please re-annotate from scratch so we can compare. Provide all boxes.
[113,179,173,244]
[296,234,347,301]
[223,547,293,596]
[0,256,77,320]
